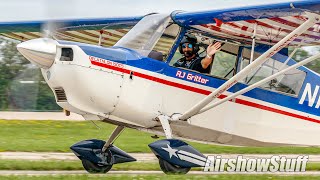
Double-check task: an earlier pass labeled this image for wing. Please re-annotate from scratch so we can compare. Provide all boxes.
[0,16,143,47]
[171,1,320,121]
[172,0,320,46]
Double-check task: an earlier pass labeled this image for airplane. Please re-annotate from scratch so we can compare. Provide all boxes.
[1,0,320,175]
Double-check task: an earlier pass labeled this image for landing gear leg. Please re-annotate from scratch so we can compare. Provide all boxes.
[81,125,124,174]
[102,126,125,152]
[156,115,173,139]
[71,125,135,174]
[154,115,191,174]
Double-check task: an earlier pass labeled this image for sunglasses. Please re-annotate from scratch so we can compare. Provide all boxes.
[182,43,193,49]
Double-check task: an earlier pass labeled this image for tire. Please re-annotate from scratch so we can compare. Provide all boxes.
[159,158,191,175]
[81,159,113,174]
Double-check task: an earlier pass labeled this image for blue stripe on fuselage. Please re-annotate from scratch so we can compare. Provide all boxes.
[62,41,319,117]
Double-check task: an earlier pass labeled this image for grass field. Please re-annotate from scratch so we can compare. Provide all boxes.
[1,120,320,154]
[2,175,320,180]
[1,120,319,179]
[1,159,320,171]
[0,160,160,171]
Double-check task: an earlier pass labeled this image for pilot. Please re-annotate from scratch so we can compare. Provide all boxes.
[173,34,221,74]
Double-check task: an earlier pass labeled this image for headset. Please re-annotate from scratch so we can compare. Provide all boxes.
[179,34,200,54]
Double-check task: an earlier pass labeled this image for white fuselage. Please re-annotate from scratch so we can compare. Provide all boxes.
[38,42,320,147]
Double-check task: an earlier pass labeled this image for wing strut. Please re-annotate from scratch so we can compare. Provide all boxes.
[274,39,305,87]
[174,12,320,121]
[197,52,320,115]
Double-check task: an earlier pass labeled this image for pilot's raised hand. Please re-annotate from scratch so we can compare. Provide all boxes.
[206,42,222,58]
[201,41,222,69]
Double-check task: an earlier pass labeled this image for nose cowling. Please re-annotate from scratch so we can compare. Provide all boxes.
[17,38,58,69]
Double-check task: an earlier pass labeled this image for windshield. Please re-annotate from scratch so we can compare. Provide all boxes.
[115,14,171,57]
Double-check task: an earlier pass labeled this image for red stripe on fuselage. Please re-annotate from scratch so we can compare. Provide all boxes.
[90,60,320,124]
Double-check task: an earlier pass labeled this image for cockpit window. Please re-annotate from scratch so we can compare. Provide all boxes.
[210,50,237,79]
[240,48,306,96]
[170,32,238,79]
[149,23,180,61]
[60,48,73,61]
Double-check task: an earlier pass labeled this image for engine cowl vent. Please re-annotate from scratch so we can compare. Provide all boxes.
[54,88,67,102]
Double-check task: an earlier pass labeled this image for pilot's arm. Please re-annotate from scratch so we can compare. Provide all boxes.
[201,42,222,69]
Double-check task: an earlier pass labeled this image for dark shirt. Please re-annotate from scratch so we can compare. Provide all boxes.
[173,55,210,74]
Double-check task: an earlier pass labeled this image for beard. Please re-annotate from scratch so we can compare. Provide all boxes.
[184,51,194,58]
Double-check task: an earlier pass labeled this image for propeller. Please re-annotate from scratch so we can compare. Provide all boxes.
[17,0,74,69]
[41,0,73,39]
[16,3,58,68]
[12,0,76,112]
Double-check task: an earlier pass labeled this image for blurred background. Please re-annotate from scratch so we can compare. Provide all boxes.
[0,38,60,111]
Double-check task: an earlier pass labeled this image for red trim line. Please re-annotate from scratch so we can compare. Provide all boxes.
[91,60,320,124]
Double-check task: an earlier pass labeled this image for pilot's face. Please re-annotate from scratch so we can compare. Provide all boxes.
[182,43,194,58]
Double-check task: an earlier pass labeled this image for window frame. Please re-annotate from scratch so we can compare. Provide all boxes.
[238,48,307,97]
[150,22,182,62]
[167,30,240,81]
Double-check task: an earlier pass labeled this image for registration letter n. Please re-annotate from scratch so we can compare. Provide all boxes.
[299,83,319,107]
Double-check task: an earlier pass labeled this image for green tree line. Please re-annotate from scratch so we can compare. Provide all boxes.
[0,38,60,111]
[289,47,320,73]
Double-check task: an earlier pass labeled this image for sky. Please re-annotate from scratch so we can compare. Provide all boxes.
[0,0,295,21]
